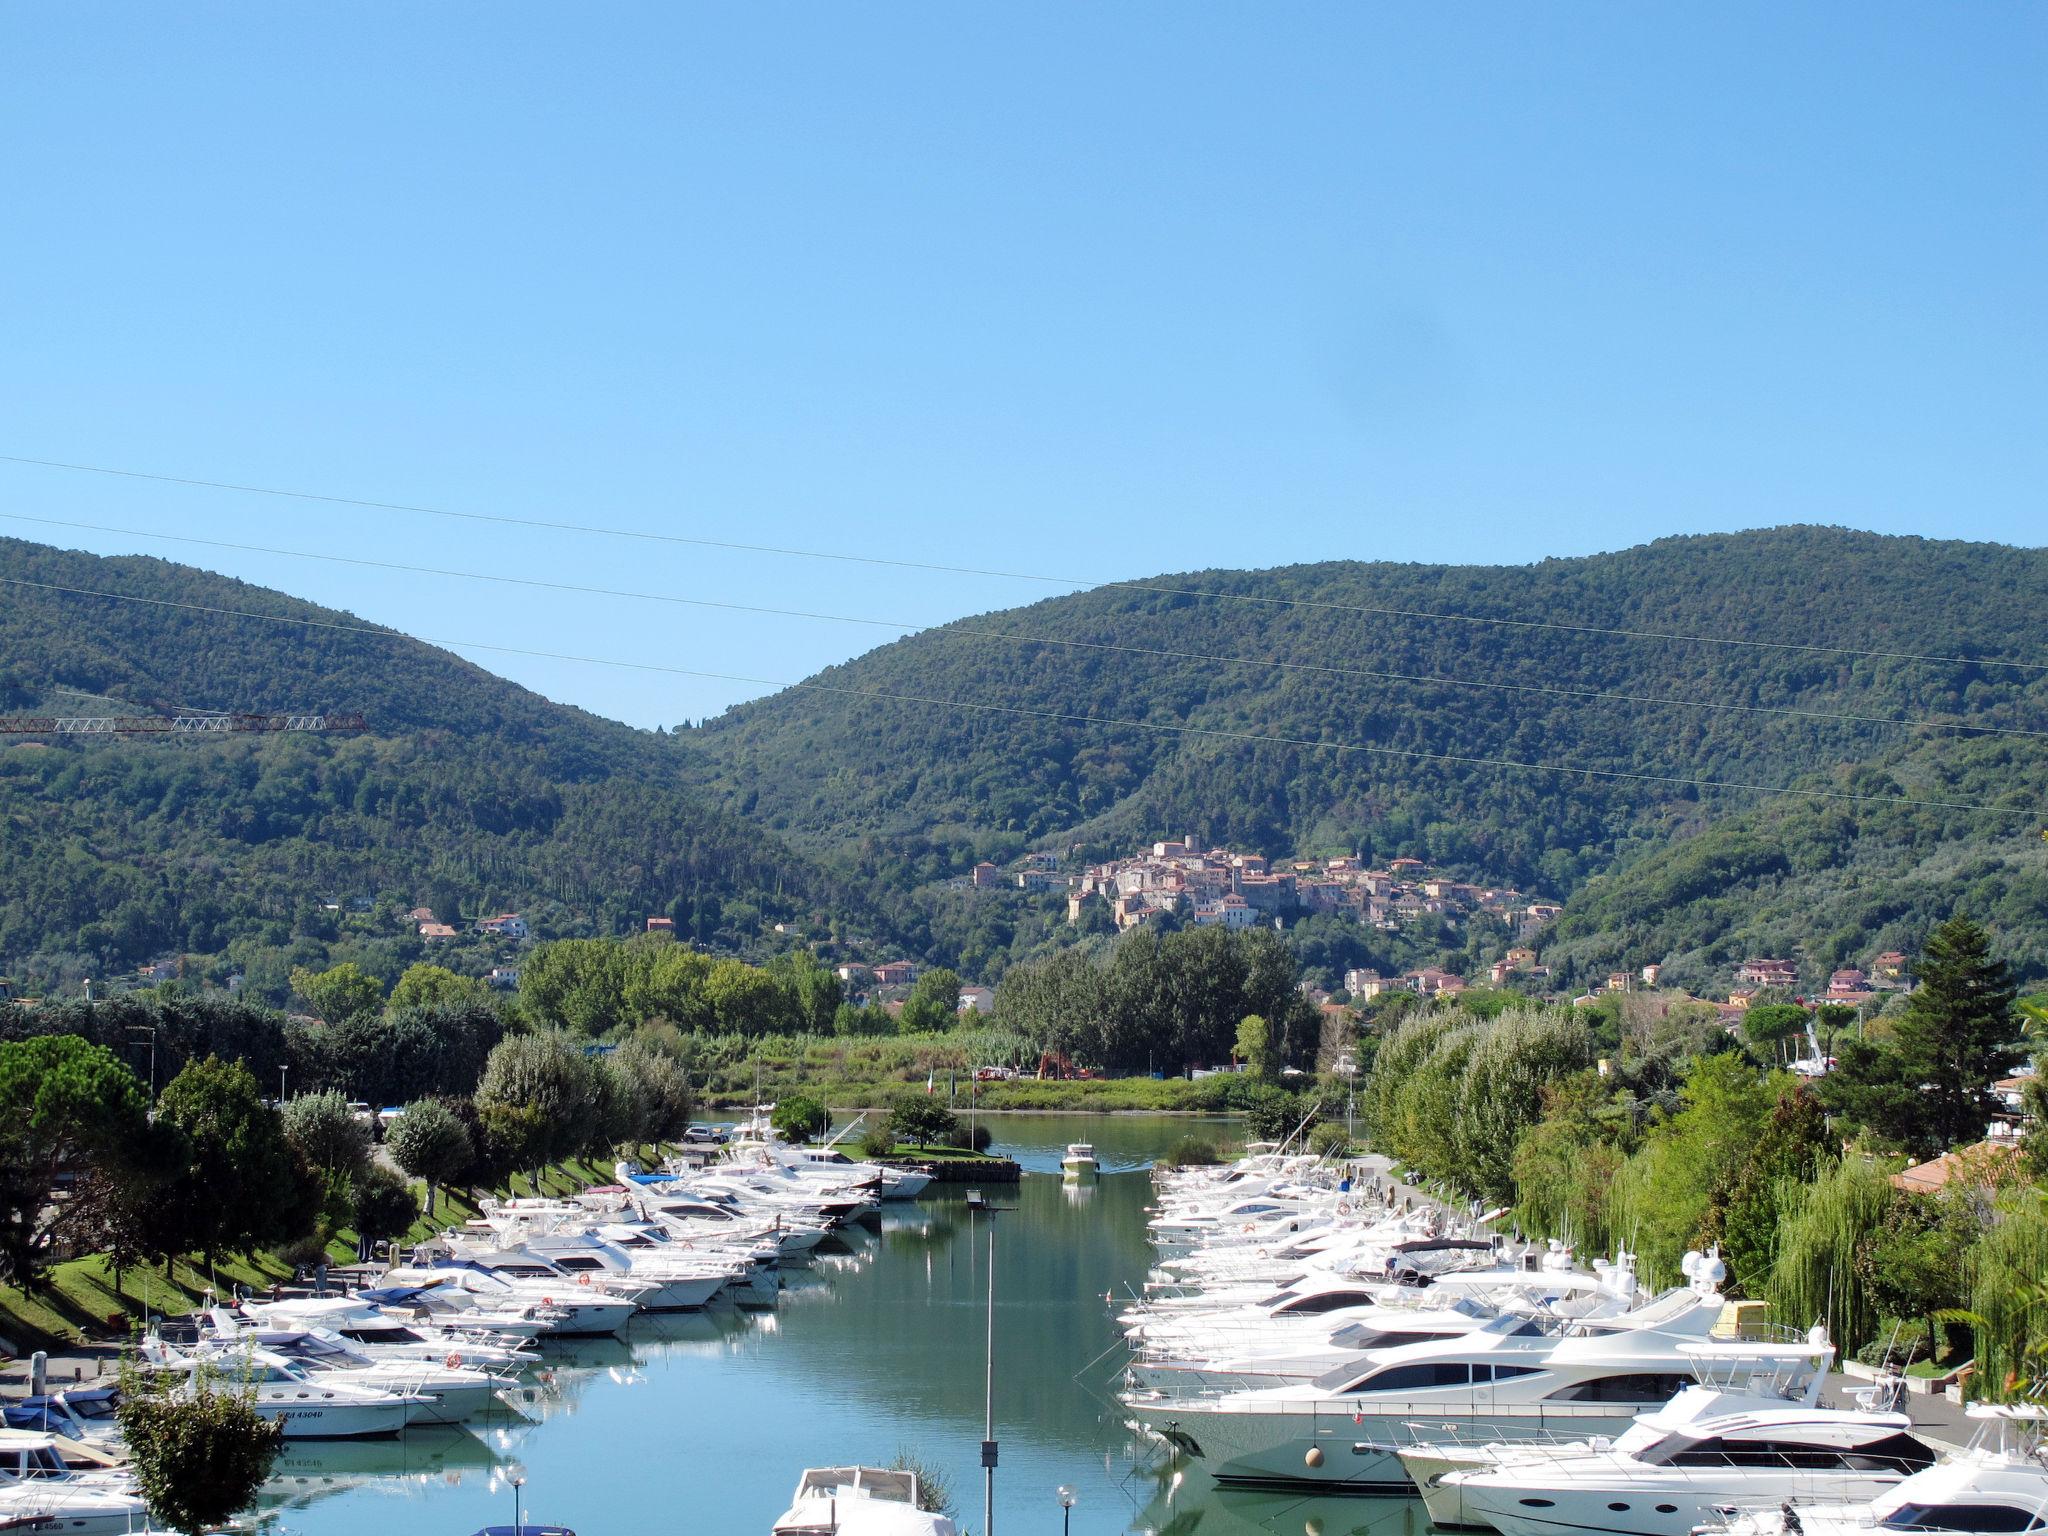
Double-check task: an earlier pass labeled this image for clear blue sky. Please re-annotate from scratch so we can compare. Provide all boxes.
[4,5,2042,729]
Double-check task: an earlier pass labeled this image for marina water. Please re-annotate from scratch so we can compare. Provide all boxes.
[256,1114,1440,1536]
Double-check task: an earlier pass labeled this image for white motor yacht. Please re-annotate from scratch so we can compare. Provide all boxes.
[1415,1387,1935,1535]
[1123,1256,1836,1493]
[240,1293,540,1363]
[201,1313,512,1426]
[770,1465,957,1536]
[380,1263,642,1337]
[138,1340,433,1439]
[1062,1144,1100,1178]
[0,1430,150,1536]
[1708,1405,2048,1536]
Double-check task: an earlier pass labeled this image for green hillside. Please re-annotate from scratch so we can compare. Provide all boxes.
[0,538,900,998]
[683,526,2048,978]
[1544,734,2048,990]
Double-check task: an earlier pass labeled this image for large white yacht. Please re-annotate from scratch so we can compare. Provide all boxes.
[1123,1255,1837,1492]
[1707,1405,2048,1536]
[379,1262,643,1336]
[1412,1386,1936,1535]
[770,1465,957,1536]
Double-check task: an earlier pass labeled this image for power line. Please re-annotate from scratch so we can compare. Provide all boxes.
[6,511,2043,743]
[4,451,2043,674]
[1,572,2037,818]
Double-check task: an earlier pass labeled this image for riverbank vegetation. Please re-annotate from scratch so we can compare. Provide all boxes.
[1359,914,2047,1392]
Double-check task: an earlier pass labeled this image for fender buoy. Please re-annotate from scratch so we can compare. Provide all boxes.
[542,1296,555,1306]
[577,1273,592,1287]
[445,1352,461,1370]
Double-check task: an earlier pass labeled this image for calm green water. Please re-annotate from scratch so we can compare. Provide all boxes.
[258,1114,1437,1536]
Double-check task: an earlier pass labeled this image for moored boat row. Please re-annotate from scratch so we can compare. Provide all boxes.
[1121,1143,2048,1536]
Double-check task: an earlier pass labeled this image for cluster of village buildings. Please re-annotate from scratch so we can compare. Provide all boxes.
[969,839,1566,938]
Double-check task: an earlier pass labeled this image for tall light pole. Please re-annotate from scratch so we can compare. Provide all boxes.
[278,1064,288,1104]
[1057,1485,1076,1536]
[981,1227,996,1536]
[510,1472,526,1535]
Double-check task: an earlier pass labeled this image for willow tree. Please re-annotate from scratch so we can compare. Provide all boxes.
[1966,1192,2048,1398]
[1453,1008,1591,1206]
[1767,1155,1896,1354]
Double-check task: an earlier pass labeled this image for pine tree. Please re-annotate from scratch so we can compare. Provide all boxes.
[1890,916,2021,1156]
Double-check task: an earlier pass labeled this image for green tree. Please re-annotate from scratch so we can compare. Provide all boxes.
[1235,1014,1274,1080]
[899,969,964,1034]
[117,1362,281,1535]
[349,1165,419,1258]
[1511,1073,1631,1257]
[1856,1190,1972,1357]
[768,951,844,1034]
[153,1057,320,1267]
[1703,1084,1835,1297]
[1452,1008,1591,1205]
[519,939,627,1035]
[385,1099,474,1215]
[611,1036,694,1148]
[388,963,488,1013]
[887,1098,958,1148]
[1611,1053,1779,1287]
[1741,1002,1810,1050]
[772,1094,829,1144]
[0,1036,152,1284]
[475,1032,603,1170]
[703,958,794,1035]
[280,1090,373,1207]
[1243,1085,1317,1143]
[1888,916,2022,1155]
[289,963,383,1025]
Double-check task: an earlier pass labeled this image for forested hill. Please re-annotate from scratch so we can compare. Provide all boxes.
[0,537,900,995]
[683,526,2048,973]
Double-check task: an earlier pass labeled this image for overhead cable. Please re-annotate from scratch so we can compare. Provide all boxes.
[3,452,2042,673]
[4,512,2041,743]
[1,573,2036,819]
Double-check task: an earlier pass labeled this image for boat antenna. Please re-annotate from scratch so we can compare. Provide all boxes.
[982,1225,997,1536]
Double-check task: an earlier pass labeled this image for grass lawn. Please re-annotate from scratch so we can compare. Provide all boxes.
[1,1156,620,1356]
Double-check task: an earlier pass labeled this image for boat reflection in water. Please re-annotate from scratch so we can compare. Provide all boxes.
[1134,1469,1438,1536]
[263,1424,505,1513]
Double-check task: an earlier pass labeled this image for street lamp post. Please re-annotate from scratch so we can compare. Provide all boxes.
[278,1064,288,1104]
[510,1473,526,1536]
[1057,1485,1076,1536]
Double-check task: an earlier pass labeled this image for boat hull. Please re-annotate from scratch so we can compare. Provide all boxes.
[1131,1401,1647,1494]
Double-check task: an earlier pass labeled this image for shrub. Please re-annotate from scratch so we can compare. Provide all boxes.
[118,1361,282,1534]
[1162,1136,1221,1168]
[1308,1122,1354,1158]
[857,1126,896,1161]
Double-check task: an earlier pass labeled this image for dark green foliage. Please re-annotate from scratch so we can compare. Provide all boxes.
[994,925,1317,1074]
[117,1363,281,1535]
[1161,1136,1221,1168]
[770,1094,829,1144]
[149,1056,320,1265]
[1742,1003,1810,1048]
[0,1036,152,1283]
[1822,917,2023,1156]
[349,1165,420,1249]
[681,528,2048,982]
[0,537,905,991]
[1855,1192,1973,1354]
[1243,1086,1318,1143]
[886,1099,958,1148]
[1704,1085,1836,1296]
